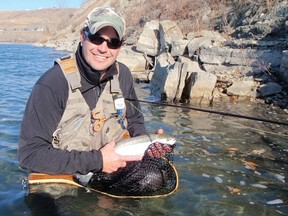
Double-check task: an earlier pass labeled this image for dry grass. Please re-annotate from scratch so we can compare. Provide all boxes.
[114,0,280,37]
[0,8,77,43]
[0,0,280,43]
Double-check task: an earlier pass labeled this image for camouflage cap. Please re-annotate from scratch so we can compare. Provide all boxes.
[84,7,126,40]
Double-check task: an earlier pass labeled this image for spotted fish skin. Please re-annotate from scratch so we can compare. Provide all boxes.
[114,134,176,156]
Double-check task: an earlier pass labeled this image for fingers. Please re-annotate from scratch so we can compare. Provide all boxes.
[119,161,126,168]
[102,159,126,173]
[148,143,162,158]
[120,155,143,162]
[163,144,173,153]
[104,161,125,173]
[147,142,173,158]
[100,141,142,174]
[104,140,115,148]
[155,128,164,135]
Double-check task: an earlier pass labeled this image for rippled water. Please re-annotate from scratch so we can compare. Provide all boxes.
[0,44,287,216]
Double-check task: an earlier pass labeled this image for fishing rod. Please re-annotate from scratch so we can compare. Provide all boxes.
[126,98,288,126]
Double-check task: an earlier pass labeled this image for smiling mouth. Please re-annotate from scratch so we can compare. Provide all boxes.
[94,54,108,61]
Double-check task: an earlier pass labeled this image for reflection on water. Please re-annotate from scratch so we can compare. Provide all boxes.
[137,84,288,216]
[0,44,287,215]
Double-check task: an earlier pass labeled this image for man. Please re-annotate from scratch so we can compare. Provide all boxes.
[18,7,176,197]
[18,6,150,175]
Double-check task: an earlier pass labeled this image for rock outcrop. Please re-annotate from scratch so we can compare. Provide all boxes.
[4,0,285,108]
[115,1,288,108]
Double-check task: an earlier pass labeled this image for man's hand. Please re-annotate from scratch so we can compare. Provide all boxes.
[146,128,174,158]
[100,141,142,173]
[156,128,164,135]
[147,142,174,158]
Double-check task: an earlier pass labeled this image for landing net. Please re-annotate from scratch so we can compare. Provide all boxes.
[75,146,178,198]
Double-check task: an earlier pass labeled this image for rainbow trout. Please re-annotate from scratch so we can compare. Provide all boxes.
[74,134,176,186]
[115,134,176,156]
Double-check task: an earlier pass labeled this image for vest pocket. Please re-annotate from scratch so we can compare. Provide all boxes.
[52,113,92,151]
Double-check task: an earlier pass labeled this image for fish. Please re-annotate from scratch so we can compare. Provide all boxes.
[114,134,176,156]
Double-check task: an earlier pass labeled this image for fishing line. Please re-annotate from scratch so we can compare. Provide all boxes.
[126,98,288,127]
[224,118,288,137]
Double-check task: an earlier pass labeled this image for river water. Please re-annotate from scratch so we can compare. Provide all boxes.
[0,44,287,215]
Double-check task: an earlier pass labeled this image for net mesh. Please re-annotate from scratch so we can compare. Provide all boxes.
[75,143,178,197]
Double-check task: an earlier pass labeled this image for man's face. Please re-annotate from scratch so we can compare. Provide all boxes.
[80,26,121,72]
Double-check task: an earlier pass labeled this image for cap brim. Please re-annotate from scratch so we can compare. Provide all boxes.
[89,21,123,40]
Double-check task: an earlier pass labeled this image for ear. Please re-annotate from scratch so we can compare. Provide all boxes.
[80,31,85,45]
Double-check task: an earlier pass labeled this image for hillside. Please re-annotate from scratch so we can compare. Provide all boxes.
[0,0,286,50]
[0,0,287,108]
[0,8,78,43]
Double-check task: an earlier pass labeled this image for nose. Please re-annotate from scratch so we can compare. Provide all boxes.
[97,41,109,52]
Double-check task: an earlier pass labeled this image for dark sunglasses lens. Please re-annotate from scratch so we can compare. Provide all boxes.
[108,39,122,49]
[88,35,104,45]
[88,35,122,49]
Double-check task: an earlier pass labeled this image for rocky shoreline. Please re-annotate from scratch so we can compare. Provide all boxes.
[116,26,288,111]
[9,1,285,112]
[44,1,288,111]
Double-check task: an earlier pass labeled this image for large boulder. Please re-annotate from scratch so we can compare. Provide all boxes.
[171,39,189,57]
[258,82,283,96]
[279,50,288,86]
[150,53,216,104]
[159,20,185,52]
[136,20,161,56]
[200,48,283,68]
[163,62,184,101]
[117,46,148,72]
[183,70,217,104]
[136,20,185,57]
[187,31,226,57]
[150,52,175,98]
[226,80,255,97]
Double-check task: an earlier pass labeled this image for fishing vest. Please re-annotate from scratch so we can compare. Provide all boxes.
[52,54,128,151]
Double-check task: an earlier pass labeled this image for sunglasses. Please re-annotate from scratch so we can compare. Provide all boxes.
[84,31,122,49]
